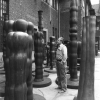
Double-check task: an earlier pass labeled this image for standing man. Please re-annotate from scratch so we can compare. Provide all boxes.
[56,37,68,92]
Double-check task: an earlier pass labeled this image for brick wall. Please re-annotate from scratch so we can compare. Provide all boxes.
[60,0,81,41]
[9,0,58,41]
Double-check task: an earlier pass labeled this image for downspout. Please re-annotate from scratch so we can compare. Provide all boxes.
[58,0,60,37]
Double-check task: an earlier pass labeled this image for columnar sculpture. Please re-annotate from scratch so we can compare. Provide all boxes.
[49,36,56,69]
[38,10,43,31]
[44,36,56,73]
[76,17,86,100]
[68,0,79,88]
[5,32,33,100]
[75,15,96,100]
[34,31,44,81]
[33,10,51,87]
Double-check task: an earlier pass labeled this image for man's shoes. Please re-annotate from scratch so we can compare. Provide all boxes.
[58,88,66,93]
[58,86,61,89]
[55,86,61,89]
[62,88,66,92]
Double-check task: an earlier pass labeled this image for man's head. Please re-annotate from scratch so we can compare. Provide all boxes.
[57,37,64,45]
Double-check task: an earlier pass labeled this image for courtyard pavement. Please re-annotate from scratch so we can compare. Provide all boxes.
[0,51,99,100]
[33,52,100,100]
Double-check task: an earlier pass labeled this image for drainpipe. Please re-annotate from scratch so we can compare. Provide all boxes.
[58,0,60,37]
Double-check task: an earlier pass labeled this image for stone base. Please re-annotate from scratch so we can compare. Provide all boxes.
[0,80,46,100]
[44,68,56,73]
[67,74,79,89]
[33,77,52,88]
[34,94,46,100]
[55,74,79,89]
[0,92,46,100]
[32,71,49,77]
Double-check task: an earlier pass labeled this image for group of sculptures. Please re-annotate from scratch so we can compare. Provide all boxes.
[0,0,96,100]
[3,19,34,100]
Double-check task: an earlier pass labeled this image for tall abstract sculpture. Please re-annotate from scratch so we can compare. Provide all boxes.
[33,10,51,87]
[76,17,86,100]
[49,36,56,70]
[75,15,96,100]
[34,31,44,82]
[38,10,43,32]
[5,32,33,100]
[44,36,56,73]
[68,0,79,89]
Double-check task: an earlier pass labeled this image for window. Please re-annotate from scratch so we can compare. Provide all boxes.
[50,0,52,6]
[53,27,54,36]
[52,27,57,40]
[55,28,57,40]
[43,0,58,10]
[52,0,58,10]
[0,0,9,51]
[0,0,9,21]
[43,31,46,43]
[43,0,50,4]
[43,28,48,43]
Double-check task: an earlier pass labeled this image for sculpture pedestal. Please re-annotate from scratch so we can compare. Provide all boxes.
[0,94,46,100]
[34,94,46,100]
[0,78,46,100]
[32,77,52,88]
[44,67,56,73]
[32,71,49,77]
[67,74,79,89]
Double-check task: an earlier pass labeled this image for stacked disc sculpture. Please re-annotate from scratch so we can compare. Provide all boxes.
[44,36,56,73]
[68,0,79,89]
[32,10,51,87]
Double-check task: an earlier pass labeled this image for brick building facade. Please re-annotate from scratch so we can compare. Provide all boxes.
[59,0,82,41]
[0,0,92,51]
[0,0,58,51]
